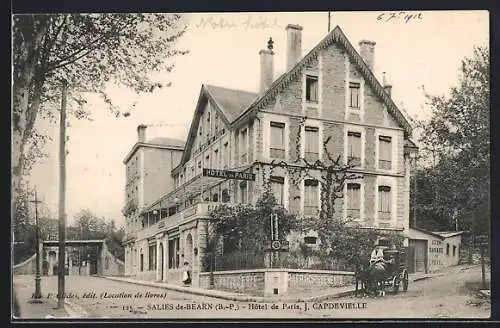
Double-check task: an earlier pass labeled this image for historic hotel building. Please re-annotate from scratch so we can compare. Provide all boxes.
[122,24,418,285]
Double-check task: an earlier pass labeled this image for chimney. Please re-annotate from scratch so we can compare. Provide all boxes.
[137,124,147,143]
[286,24,303,70]
[259,37,275,92]
[359,39,376,71]
[382,72,392,98]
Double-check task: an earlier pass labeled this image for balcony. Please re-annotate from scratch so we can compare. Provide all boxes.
[136,201,230,240]
[122,231,137,243]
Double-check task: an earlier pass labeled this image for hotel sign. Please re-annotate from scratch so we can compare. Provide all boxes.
[202,168,255,181]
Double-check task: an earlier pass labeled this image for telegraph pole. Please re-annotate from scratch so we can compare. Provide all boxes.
[327,12,331,32]
[412,154,418,228]
[30,190,43,303]
[57,80,68,309]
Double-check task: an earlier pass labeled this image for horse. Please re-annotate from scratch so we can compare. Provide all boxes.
[368,259,392,297]
[354,261,371,297]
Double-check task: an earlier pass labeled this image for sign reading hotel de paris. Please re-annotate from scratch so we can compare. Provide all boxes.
[202,168,256,181]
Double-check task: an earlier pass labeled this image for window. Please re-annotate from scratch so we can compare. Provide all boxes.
[378,185,391,220]
[306,75,319,103]
[304,179,319,215]
[223,142,229,168]
[168,238,180,269]
[349,82,361,108]
[148,244,156,271]
[305,126,319,162]
[379,136,392,170]
[453,245,456,257]
[304,236,317,244]
[270,176,285,205]
[206,154,210,168]
[446,244,450,256]
[346,183,361,220]
[214,149,219,168]
[140,252,144,271]
[215,113,219,134]
[222,189,230,202]
[239,181,248,204]
[206,112,211,139]
[347,131,362,166]
[270,122,285,159]
[240,129,248,164]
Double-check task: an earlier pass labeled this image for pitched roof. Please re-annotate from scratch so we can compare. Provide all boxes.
[178,84,258,167]
[404,139,419,154]
[123,138,185,164]
[232,25,413,136]
[178,25,415,168]
[410,227,446,240]
[147,137,185,148]
[204,85,258,123]
[432,231,465,238]
[404,139,418,149]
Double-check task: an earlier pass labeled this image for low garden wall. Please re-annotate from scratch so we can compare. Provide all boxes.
[199,269,265,294]
[288,269,355,290]
[13,254,37,275]
[199,268,355,296]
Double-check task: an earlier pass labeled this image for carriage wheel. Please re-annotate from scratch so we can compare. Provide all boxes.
[392,275,400,294]
[402,270,409,292]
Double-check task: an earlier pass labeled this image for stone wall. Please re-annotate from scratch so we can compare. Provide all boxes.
[199,270,265,294]
[101,247,125,276]
[13,254,37,275]
[288,269,354,290]
[199,269,354,295]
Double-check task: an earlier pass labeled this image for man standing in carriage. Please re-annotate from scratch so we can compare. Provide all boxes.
[369,238,395,267]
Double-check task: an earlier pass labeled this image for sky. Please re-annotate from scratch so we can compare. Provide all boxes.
[23,11,489,228]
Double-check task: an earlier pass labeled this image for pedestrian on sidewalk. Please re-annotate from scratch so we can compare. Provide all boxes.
[182,261,192,286]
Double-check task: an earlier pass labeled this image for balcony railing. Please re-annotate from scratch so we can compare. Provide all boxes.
[136,202,231,240]
[123,231,137,243]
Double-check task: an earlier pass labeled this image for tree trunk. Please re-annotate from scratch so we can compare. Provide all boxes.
[12,18,51,221]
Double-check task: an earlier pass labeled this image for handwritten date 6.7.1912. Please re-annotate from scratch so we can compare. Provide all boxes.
[377,12,423,24]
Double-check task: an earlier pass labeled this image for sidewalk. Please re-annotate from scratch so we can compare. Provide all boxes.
[410,272,445,282]
[12,276,89,319]
[12,280,69,319]
[101,270,442,303]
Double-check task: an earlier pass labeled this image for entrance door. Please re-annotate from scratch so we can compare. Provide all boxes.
[406,244,415,273]
[409,239,428,273]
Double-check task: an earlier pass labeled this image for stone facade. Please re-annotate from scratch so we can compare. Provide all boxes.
[123,24,417,285]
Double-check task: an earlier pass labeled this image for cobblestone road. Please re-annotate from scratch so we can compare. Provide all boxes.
[13,265,490,319]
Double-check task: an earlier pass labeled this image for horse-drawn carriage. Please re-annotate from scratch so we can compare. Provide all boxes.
[356,248,409,296]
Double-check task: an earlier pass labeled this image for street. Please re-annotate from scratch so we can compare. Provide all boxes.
[13,265,490,319]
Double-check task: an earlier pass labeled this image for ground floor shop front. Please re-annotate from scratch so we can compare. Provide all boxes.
[123,203,216,287]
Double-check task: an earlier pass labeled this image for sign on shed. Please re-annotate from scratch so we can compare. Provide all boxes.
[475,235,489,247]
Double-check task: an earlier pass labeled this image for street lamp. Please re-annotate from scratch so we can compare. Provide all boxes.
[30,190,43,303]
